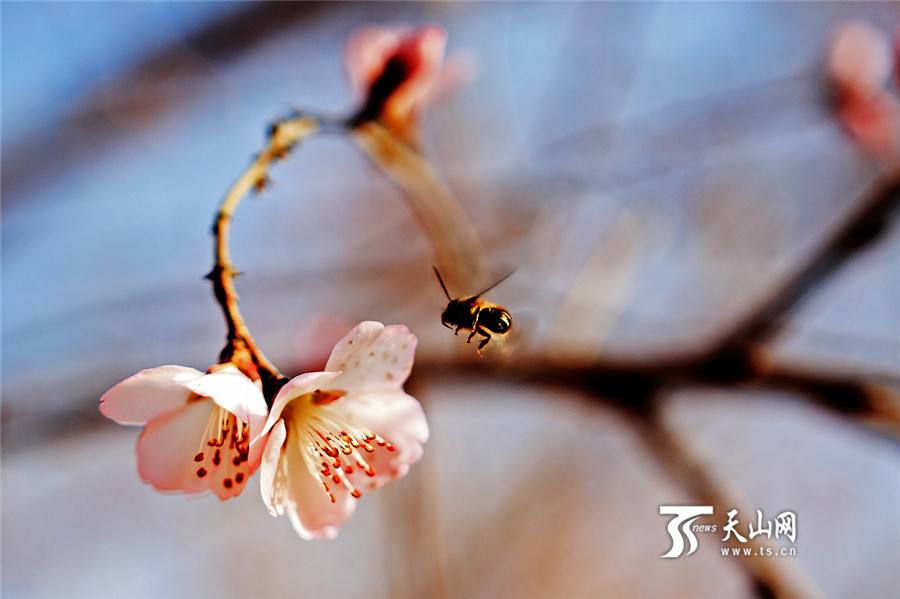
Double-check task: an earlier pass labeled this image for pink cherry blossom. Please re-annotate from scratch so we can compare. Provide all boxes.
[292,312,353,372]
[346,25,470,140]
[828,21,892,97]
[258,321,428,540]
[827,21,900,158]
[100,364,269,500]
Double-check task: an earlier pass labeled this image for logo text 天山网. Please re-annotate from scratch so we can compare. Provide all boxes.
[659,506,797,559]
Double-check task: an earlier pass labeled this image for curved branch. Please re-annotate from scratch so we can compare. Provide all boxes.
[209,114,320,398]
[351,121,488,293]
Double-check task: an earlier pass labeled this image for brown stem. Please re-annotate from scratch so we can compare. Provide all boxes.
[351,121,489,293]
[410,353,900,438]
[208,113,320,399]
[629,402,824,599]
[710,168,900,358]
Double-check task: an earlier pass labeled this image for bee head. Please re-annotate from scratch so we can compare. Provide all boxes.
[441,299,465,329]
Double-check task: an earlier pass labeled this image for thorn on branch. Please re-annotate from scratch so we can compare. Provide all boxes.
[204,264,242,280]
[270,144,293,161]
[266,118,303,160]
[253,175,271,193]
[266,111,304,139]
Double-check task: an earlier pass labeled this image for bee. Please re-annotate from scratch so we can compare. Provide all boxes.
[433,266,514,351]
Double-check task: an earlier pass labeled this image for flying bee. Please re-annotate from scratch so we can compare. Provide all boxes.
[433,266,514,352]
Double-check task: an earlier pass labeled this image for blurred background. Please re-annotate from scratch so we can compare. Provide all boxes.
[3,2,899,598]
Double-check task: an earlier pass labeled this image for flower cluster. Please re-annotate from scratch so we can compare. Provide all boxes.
[100,25,453,541]
[102,322,427,539]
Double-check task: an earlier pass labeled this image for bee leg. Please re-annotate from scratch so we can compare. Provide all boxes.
[454,326,461,336]
[477,336,491,351]
[467,308,481,343]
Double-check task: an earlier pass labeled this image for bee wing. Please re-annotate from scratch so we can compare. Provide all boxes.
[471,269,517,299]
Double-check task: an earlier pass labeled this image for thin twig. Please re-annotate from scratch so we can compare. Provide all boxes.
[208,113,320,398]
[629,403,824,599]
[351,121,488,292]
[710,168,900,360]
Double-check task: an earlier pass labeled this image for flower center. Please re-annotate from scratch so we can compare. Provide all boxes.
[285,390,395,503]
[193,404,251,490]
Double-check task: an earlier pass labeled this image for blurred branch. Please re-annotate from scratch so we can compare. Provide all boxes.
[413,354,900,438]
[709,167,900,357]
[380,391,450,599]
[352,121,488,292]
[629,404,824,599]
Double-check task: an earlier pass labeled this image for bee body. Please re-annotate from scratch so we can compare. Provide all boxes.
[434,268,513,352]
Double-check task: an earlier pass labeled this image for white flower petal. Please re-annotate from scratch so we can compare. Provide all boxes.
[328,389,428,489]
[100,365,201,425]
[326,322,417,394]
[274,429,356,540]
[135,398,215,495]
[344,26,403,97]
[179,368,268,443]
[260,419,287,516]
